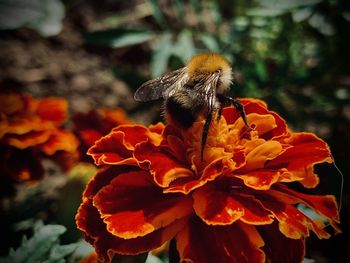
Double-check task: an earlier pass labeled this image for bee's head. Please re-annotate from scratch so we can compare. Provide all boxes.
[186,53,232,94]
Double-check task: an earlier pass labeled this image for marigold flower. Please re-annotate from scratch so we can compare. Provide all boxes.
[76,98,340,263]
[73,107,131,162]
[0,93,79,183]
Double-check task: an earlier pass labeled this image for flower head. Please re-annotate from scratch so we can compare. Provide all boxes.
[0,93,79,183]
[73,107,131,162]
[76,98,340,263]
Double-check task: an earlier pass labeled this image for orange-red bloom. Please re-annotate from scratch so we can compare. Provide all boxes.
[0,93,79,183]
[76,98,340,263]
[73,107,131,162]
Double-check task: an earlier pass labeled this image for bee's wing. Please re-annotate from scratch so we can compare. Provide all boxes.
[193,72,221,100]
[134,68,188,102]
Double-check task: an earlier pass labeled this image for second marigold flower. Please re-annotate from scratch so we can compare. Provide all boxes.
[76,98,340,263]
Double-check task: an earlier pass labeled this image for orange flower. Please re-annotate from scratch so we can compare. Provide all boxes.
[0,93,79,183]
[73,107,131,162]
[76,98,340,263]
[78,252,98,263]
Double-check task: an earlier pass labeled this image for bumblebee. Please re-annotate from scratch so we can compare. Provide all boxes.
[134,53,249,160]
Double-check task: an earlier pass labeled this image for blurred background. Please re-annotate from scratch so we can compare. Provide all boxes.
[0,0,349,262]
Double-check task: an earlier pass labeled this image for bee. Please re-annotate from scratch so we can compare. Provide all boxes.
[134,52,249,161]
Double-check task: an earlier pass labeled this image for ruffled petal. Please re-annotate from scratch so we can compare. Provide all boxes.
[193,182,273,225]
[84,166,141,198]
[87,131,135,166]
[76,199,108,239]
[176,217,265,263]
[79,129,104,148]
[273,185,340,231]
[164,157,228,194]
[93,171,193,239]
[94,217,187,263]
[241,140,283,172]
[88,125,163,166]
[257,193,330,239]
[266,133,332,171]
[134,141,193,188]
[112,125,163,148]
[222,99,288,139]
[5,129,52,149]
[36,97,68,125]
[237,170,281,190]
[39,129,79,155]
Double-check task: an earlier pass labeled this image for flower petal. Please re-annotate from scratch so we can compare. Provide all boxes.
[39,129,79,155]
[87,131,135,166]
[266,133,332,171]
[241,140,283,172]
[88,125,163,166]
[274,185,340,228]
[83,166,140,198]
[36,97,68,125]
[95,217,187,263]
[164,157,228,194]
[112,125,163,149]
[5,129,52,149]
[76,199,108,239]
[237,170,281,190]
[93,171,193,239]
[79,129,104,148]
[0,93,25,115]
[176,217,265,263]
[258,223,305,263]
[193,182,273,225]
[222,99,288,139]
[76,198,187,262]
[258,193,330,239]
[134,141,193,188]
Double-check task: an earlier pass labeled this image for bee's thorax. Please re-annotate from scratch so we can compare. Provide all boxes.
[186,53,232,94]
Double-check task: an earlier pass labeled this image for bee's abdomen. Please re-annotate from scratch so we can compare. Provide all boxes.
[165,96,202,128]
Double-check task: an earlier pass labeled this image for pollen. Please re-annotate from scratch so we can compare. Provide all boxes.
[187,53,231,78]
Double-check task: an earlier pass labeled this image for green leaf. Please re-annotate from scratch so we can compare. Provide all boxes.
[0,222,66,263]
[84,28,156,48]
[147,0,167,28]
[151,32,173,77]
[291,7,312,22]
[0,0,65,36]
[173,30,196,63]
[199,33,220,52]
[308,13,334,36]
[66,240,95,263]
[258,0,321,9]
[255,59,267,82]
[172,0,185,24]
[45,243,79,262]
[145,253,163,263]
[247,7,285,17]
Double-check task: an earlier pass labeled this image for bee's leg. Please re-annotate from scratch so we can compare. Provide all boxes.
[201,108,213,161]
[216,104,223,122]
[217,95,250,127]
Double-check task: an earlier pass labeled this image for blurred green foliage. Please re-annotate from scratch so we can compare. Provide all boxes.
[84,0,349,132]
[0,221,93,263]
[0,0,65,36]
